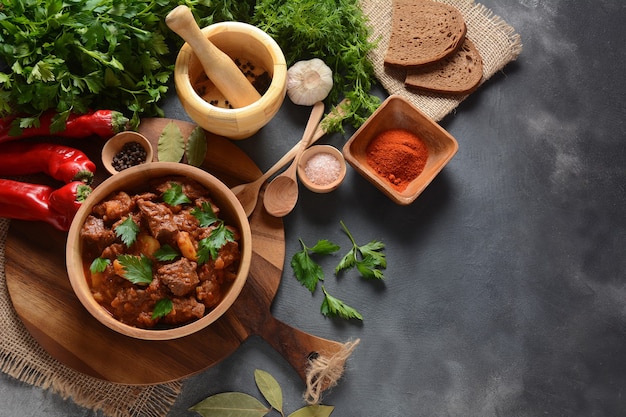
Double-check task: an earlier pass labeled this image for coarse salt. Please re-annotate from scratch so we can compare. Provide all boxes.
[304,152,341,186]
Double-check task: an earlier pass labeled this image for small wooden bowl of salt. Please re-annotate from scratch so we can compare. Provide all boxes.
[297,145,346,193]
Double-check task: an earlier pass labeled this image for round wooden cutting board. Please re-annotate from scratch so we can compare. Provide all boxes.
[5,119,345,385]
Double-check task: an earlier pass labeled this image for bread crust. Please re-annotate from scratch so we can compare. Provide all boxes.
[384,0,467,68]
[404,37,483,95]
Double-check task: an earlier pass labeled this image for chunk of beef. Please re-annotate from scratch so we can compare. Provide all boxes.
[137,199,178,243]
[101,243,126,260]
[161,297,205,325]
[173,208,200,236]
[196,278,222,309]
[156,257,200,296]
[92,191,134,222]
[80,215,116,258]
[110,286,158,328]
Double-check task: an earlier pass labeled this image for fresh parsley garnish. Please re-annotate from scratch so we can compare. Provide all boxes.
[115,216,139,247]
[117,254,153,285]
[115,216,140,247]
[197,224,235,265]
[335,220,386,280]
[191,201,219,227]
[290,221,387,321]
[192,202,235,265]
[162,182,191,206]
[320,286,363,321]
[152,298,173,320]
[290,239,340,293]
[89,257,111,274]
[153,244,180,262]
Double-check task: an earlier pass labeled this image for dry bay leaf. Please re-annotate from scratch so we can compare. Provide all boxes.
[288,405,335,417]
[186,126,208,167]
[157,121,185,162]
[189,392,270,417]
[254,369,283,414]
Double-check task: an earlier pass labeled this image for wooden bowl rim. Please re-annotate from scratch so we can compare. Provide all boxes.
[66,162,252,340]
[174,21,287,139]
[342,95,459,205]
[101,131,154,176]
[297,144,347,193]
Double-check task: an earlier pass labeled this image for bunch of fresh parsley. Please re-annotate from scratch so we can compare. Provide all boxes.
[290,221,386,320]
[0,0,378,131]
[0,0,221,127]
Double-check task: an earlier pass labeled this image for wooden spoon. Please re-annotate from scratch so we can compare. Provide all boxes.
[166,5,261,108]
[230,99,349,217]
[263,101,325,217]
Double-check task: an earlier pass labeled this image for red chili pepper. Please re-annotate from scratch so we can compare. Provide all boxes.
[0,142,96,184]
[0,179,92,231]
[0,109,129,143]
[49,181,93,219]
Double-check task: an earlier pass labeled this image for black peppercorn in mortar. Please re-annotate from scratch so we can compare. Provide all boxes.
[112,141,148,172]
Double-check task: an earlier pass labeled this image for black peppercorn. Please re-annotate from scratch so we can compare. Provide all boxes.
[112,141,147,172]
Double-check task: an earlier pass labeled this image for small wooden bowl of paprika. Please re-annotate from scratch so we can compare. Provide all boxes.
[102,131,154,176]
[342,95,458,205]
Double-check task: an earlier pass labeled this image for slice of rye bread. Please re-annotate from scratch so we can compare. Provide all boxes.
[404,37,483,95]
[384,0,467,68]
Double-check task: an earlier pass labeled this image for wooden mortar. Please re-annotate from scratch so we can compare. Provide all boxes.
[166,5,261,108]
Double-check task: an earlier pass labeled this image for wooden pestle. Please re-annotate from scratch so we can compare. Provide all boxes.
[166,5,262,108]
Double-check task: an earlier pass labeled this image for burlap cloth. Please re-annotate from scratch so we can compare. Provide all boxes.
[0,2,521,416]
[362,0,523,121]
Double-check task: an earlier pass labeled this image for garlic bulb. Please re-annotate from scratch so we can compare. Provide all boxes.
[286,58,333,106]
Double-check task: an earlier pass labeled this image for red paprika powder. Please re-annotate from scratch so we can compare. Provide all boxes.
[365,129,429,192]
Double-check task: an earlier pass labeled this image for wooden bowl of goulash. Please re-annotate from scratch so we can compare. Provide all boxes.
[66,162,252,340]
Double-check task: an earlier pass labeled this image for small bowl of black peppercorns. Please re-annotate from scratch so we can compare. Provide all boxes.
[102,131,154,175]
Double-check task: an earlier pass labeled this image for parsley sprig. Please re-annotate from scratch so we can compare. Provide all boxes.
[192,202,235,265]
[290,221,387,321]
[89,257,111,274]
[115,216,140,247]
[291,239,340,293]
[117,254,153,285]
[336,220,386,280]
[321,286,363,321]
[153,244,180,262]
[162,182,191,206]
[152,298,173,320]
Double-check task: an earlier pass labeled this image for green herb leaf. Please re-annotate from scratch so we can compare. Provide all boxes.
[290,239,339,293]
[117,254,153,285]
[89,257,110,274]
[151,298,173,320]
[115,216,139,247]
[320,286,363,321]
[158,121,186,162]
[288,405,335,417]
[310,239,341,255]
[0,1,220,127]
[153,244,180,262]
[186,126,208,167]
[197,224,235,265]
[162,182,191,206]
[191,202,219,227]
[335,221,386,280]
[251,0,380,131]
[254,369,283,414]
[189,392,270,417]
